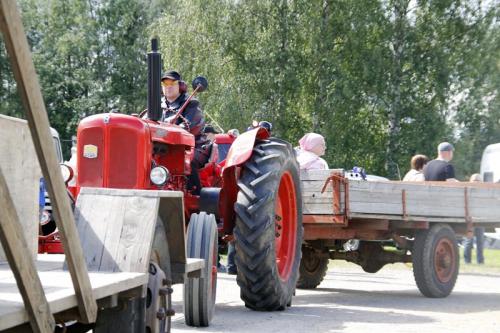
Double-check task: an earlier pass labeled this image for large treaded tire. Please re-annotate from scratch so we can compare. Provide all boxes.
[412,223,459,298]
[297,246,328,289]
[234,138,303,311]
[184,212,218,327]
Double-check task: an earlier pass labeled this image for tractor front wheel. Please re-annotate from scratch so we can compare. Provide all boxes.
[234,139,303,310]
[184,212,218,326]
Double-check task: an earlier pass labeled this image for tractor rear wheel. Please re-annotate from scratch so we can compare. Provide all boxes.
[234,138,303,310]
[412,223,459,298]
[184,212,218,326]
[297,246,328,289]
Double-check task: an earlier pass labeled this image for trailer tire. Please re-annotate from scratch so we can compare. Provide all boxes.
[297,246,328,289]
[412,223,458,298]
[184,212,218,327]
[234,139,303,311]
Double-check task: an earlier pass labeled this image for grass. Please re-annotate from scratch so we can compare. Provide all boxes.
[221,246,500,275]
[458,248,500,274]
[325,248,500,275]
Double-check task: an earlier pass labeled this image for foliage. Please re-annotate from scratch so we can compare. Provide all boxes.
[0,0,497,176]
[1,0,166,157]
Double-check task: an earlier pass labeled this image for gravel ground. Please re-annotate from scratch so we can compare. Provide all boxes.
[170,263,500,333]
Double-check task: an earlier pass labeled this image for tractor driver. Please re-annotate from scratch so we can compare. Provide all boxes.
[161,70,210,194]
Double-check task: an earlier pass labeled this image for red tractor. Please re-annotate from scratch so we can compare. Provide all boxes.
[67,39,303,326]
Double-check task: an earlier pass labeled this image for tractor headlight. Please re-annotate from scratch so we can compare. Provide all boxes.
[150,166,169,186]
[60,164,74,184]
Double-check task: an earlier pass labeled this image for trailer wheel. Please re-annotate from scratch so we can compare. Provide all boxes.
[184,212,218,327]
[297,246,328,289]
[234,139,303,311]
[412,223,458,298]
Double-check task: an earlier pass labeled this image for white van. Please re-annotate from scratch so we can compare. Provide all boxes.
[480,143,500,183]
[480,143,500,243]
[50,127,63,163]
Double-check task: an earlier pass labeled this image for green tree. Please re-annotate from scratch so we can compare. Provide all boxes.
[1,0,497,175]
[1,0,166,156]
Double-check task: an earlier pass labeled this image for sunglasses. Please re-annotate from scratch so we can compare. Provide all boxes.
[161,80,178,87]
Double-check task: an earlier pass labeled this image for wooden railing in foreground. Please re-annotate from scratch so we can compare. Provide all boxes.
[0,0,97,330]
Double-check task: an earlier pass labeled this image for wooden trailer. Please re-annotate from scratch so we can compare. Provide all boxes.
[299,169,500,297]
[0,2,205,332]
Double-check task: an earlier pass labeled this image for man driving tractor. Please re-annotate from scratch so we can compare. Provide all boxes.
[161,70,209,194]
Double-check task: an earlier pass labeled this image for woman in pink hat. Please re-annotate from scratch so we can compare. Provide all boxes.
[296,133,329,170]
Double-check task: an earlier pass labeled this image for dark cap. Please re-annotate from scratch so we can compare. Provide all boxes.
[203,125,219,134]
[258,121,272,132]
[161,70,181,81]
[438,142,454,152]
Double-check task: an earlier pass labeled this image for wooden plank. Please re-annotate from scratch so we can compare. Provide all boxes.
[0,168,55,333]
[0,115,41,262]
[302,171,500,227]
[0,258,147,331]
[74,188,160,273]
[351,201,463,217]
[77,187,186,280]
[300,169,344,181]
[301,181,333,192]
[73,192,115,271]
[170,258,205,275]
[374,213,499,224]
[347,213,471,224]
[301,169,500,223]
[158,194,187,284]
[113,196,158,272]
[0,0,97,323]
[303,203,335,214]
[393,180,500,188]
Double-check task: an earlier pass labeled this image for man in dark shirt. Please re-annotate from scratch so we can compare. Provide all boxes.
[161,70,209,194]
[424,142,459,181]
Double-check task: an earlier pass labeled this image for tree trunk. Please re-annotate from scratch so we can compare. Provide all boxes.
[386,0,409,179]
[312,0,330,133]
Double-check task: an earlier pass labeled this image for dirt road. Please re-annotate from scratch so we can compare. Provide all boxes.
[171,263,500,333]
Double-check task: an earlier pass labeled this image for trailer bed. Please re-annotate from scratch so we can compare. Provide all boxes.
[301,169,500,226]
[298,169,500,297]
[0,254,145,331]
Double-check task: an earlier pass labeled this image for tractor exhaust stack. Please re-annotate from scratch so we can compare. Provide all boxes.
[147,38,162,121]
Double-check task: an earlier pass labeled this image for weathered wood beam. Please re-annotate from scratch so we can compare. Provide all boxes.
[0,0,97,323]
[0,168,54,333]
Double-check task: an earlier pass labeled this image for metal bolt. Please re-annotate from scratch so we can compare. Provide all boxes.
[159,287,174,296]
[157,308,166,320]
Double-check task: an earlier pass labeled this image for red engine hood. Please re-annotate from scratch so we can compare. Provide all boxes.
[147,120,194,147]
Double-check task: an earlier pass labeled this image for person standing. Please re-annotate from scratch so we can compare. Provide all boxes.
[423,142,458,182]
[403,154,429,181]
[464,173,485,264]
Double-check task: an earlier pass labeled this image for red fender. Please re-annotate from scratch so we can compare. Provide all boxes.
[219,127,270,235]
